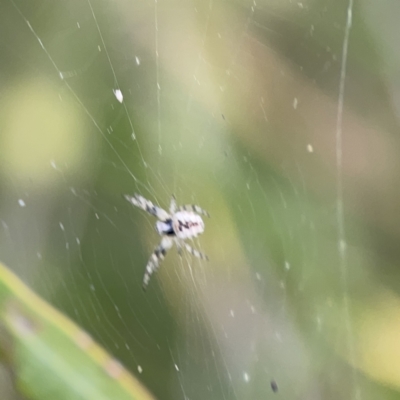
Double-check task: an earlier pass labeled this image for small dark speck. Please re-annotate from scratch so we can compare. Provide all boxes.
[221,114,225,120]
[271,380,278,393]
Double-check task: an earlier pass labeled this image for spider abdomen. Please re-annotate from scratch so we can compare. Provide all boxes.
[173,211,204,240]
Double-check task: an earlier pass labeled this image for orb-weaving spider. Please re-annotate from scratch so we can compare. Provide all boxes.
[124,194,209,290]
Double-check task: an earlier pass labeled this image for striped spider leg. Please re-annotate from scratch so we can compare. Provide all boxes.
[175,239,208,261]
[124,194,170,221]
[177,203,210,218]
[143,236,173,290]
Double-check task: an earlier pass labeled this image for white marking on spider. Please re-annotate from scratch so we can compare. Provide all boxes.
[124,194,209,290]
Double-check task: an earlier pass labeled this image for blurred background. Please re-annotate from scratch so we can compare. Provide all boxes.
[0,0,400,399]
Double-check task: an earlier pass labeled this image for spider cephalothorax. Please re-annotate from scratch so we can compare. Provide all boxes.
[124,194,209,290]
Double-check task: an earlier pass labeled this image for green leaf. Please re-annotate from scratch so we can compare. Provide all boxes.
[0,262,155,400]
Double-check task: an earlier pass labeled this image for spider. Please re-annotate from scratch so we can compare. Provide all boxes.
[124,193,209,290]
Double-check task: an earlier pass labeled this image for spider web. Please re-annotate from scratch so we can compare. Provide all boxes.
[0,0,395,399]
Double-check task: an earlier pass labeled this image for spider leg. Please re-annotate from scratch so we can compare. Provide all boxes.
[169,195,177,214]
[142,237,173,290]
[124,194,170,221]
[177,204,210,217]
[181,241,208,261]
